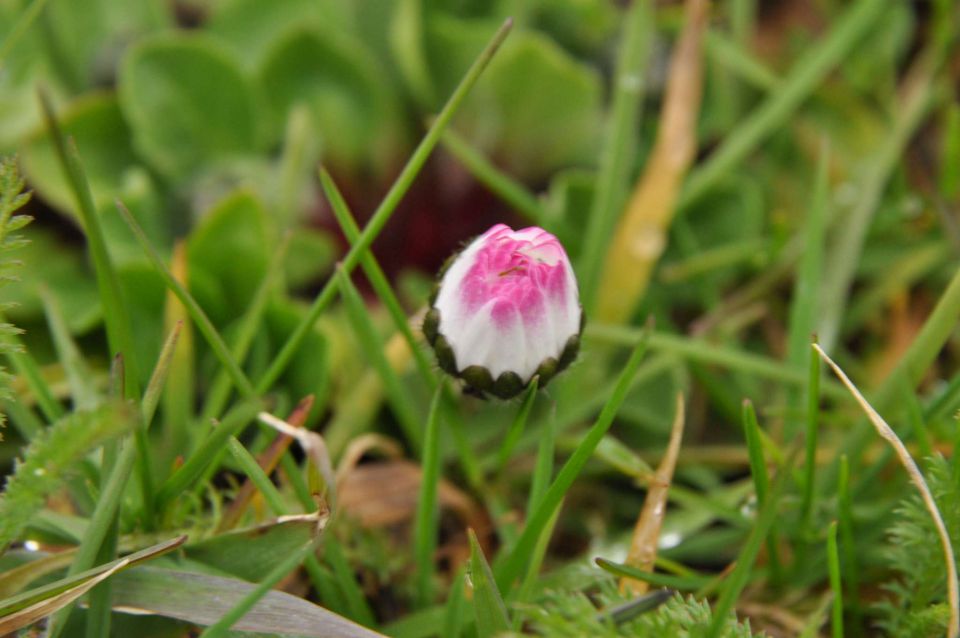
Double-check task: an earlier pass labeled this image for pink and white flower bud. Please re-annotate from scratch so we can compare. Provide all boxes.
[423,224,583,399]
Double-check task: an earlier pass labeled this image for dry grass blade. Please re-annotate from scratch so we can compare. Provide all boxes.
[596,0,708,323]
[814,344,959,638]
[0,558,128,634]
[258,410,336,511]
[620,393,685,595]
[219,395,315,531]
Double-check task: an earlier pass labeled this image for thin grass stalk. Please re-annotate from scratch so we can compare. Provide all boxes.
[254,18,514,394]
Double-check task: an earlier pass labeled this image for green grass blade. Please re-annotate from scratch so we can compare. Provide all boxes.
[578,0,653,310]
[319,168,482,488]
[154,400,261,510]
[226,436,286,516]
[785,143,829,438]
[40,288,98,410]
[827,520,844,638]
[596,558,711,591]
[0,0,50,66]
[115,202,256,400]
[495,327,651,590]
[439,128,545,224]
[38,93,141,398]
[413,386,443,608]
[468,529,510,638]
[836,455,861,632]
[526,404,555,515]
[142,321,182,427]
[497,377,539,474]
[742,399,781,586]
[197,537,321,638]
[335,266,423,454]
[1,326,64,423]
[799,340,822,532]
[817,56,938,350]
[255,18,513,394]
[442,568,467,638]
[200,236,290,422]
[321,536,377,627]
[679,0,885,209]
[704,449,795,638]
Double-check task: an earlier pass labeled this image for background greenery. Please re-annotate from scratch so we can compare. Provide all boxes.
[0,0,959,636]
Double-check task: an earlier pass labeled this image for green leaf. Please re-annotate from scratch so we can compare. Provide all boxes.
[434,24,603,179]
[257,26,399,171]
[119,33,258,181]
[20,93,140,219]
[110,565,384,637]
[207,0,349,70]
[185,515,324,583]
[0,401,135,554]
[468,529,510,638]
[187,190,274,317]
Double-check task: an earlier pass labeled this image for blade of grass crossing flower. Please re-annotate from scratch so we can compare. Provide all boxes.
[468,529,510,638]
[439,129,545,225]
[319,169,482,488]
[38,92,140,397]
[495,327,651,590]
[814,344,959,638]
[40,288,97,410]
[578,0,653,311]
[497,378,539,474]
[319,169,432,384]
[827,520,844,638]
[414,387,443,607]
[115,202,256,400]
[836,455,861,633]
[336,267,423,453]
[255,18,513,394]
[741,399,782,587]
[679,0,885,209]
[197,537,321,638]
[200,236,290,422]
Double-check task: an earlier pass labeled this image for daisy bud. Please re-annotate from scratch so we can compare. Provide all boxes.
[423,224,583,399]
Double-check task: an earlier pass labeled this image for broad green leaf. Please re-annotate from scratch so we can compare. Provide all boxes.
[0,536,185,634]
[283,227,337,290]
[430,22,603,179]
[207,0,350,70]
[111,565,386,637]
[264,299,330,423]
[184,515,323,583]
[187,190,273,319]
[0,401,136,554]
[20,93,140,217]
[257,26,399,172]
[119,34,258,181]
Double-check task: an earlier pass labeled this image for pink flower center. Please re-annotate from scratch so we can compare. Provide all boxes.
[460,227,568,327]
